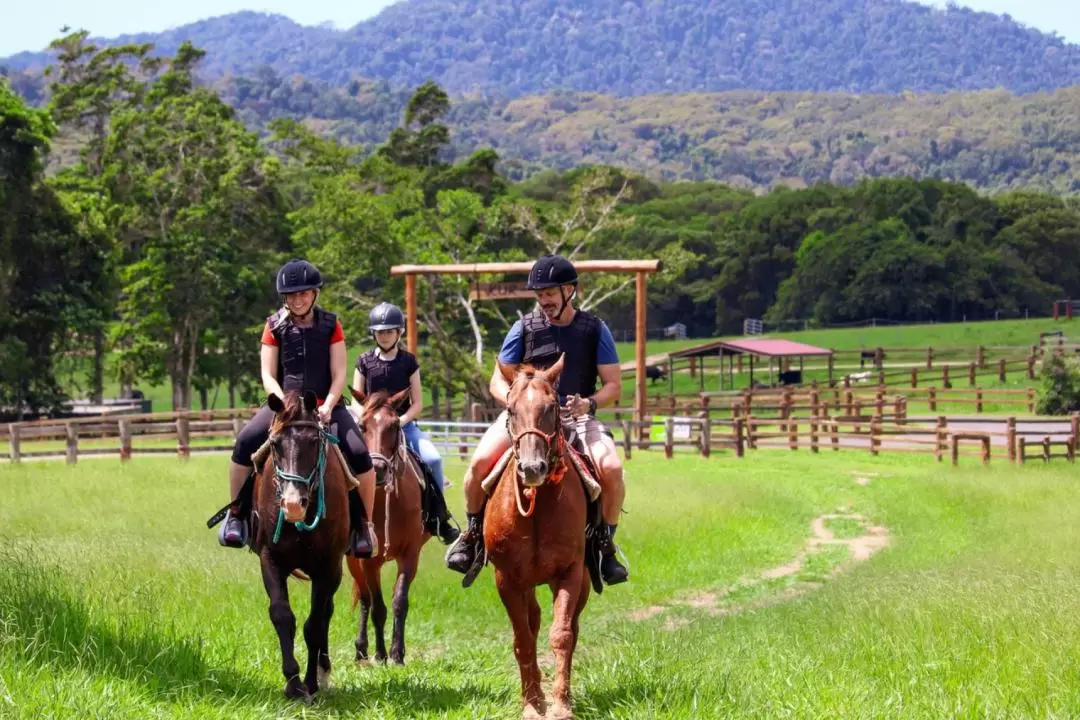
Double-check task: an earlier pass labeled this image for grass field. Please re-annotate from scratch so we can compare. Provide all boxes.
[3,451,1080,718]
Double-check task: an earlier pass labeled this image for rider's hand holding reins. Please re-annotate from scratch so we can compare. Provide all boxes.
[564,394,592,418]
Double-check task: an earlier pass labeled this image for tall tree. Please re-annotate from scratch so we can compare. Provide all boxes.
[45,30,160,403]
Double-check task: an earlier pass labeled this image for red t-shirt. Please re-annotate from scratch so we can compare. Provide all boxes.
[261,319,345,346]
[261,318,345,405]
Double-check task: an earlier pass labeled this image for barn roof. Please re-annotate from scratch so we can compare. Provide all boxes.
[669,338,833,359]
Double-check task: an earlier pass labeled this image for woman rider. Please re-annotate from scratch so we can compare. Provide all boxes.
[219,259,377,558]
[353,301,460,545]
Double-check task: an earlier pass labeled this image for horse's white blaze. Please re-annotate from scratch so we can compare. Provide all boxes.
[281,483,305,520]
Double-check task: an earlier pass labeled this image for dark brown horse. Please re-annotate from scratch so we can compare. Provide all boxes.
[346,388,431,665]
[251,390,351,702]
[486,356,591,720]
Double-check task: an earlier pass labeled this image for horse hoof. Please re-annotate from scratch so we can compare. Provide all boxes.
[284,678,311,703]
[522,705,545,720]
[317,667,332,691]
[550,702,574,720]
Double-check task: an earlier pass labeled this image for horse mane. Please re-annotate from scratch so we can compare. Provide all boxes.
[362,389,395,415]
[270,391,312,435]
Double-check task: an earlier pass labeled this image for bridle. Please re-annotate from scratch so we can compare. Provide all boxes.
[269,419,339,544]
[504,390,568,517]
[368,419,407,490]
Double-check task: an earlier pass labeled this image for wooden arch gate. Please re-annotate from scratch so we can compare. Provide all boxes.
[389,260,662,428]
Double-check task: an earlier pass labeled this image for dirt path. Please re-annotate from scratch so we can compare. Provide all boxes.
[628,511,889,629]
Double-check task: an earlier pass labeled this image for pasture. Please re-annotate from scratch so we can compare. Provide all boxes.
[3,451,1080,717]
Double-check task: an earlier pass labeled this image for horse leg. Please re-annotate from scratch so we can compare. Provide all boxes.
[352,559,372,662]
[365,559,389,663]
[303,562,342,696]
[259,553,308,702]
[549,563,586,720]
[389,553,418,665]
[495,569,545,720]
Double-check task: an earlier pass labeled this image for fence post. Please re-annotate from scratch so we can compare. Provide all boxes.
[874,347,884,369]
[976,387,983,414]
[664,417,674,459]
[8,424,21,463]
[870,415,881,456]
[810,414,819,453]
[968,362,976,387]
[977,346,986,368]
[928,387,937,412]
[999,358,1007,383]
[894,395,905,425]
[875,389,885,417]
[936,416,947,462]
[1027,356,1036,380]
[1043,436,1051,462]
[926,346,934,369]
[1006,417,1017,463]
[119,419,132,462]
[733,418,745,458]
[1027,388,1036,414]
[65,422,78,465]
[951,435,959,466]
[1071,413,1079,454]
[943,365,951,387]
[699,416,711,458]
[789,417,798,451]
[910,367,918,388]
[177,412,191,460]
[1018,436,1027,464]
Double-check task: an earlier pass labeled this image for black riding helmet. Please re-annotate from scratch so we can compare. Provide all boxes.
[369,302,405,332]
[276,259,323,295]
[527,254,578,290]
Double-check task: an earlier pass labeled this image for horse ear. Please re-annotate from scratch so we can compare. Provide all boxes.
[390,389,410,410]
[302,390,319,413]
[498,361,517,385]
[349,386,366,404]
[267,393,285,413]
[542,353,566,384]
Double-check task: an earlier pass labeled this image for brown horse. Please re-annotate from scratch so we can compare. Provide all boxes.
[346,388,431,665]
[251,390,351,702]
[486,356,591,720]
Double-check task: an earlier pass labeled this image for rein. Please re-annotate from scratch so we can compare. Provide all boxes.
[270,420,340,544]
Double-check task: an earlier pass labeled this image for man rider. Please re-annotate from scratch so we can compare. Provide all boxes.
[445,253,629,587]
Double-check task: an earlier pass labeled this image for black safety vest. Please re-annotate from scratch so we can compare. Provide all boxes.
[268,306,338,400]
[356,349,418,415]
[521,310,601,399]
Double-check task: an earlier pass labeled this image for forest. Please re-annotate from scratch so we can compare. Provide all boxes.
[3,33,1080,415]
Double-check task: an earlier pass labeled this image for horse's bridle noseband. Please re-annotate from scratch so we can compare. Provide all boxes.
[269,419,338,543]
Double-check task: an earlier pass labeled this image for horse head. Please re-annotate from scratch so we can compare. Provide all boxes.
[357,388,409,487]
[499,354,566,488]
[267,390,325,525]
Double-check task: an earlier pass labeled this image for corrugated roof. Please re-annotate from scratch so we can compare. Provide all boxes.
[670,338,833,358]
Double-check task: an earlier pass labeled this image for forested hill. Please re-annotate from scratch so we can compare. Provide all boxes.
[4,0,1080,96]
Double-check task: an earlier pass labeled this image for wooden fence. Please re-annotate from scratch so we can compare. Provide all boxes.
[2,407,1076,468]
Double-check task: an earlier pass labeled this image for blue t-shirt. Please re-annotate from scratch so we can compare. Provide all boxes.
[497,317,620,366]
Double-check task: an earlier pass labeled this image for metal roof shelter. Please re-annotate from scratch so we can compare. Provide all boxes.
[668,338,835,390]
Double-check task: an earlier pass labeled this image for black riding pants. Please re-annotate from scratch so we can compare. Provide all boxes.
[231,404,373,475]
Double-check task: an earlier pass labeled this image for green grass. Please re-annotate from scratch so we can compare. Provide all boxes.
[3,451,1080,717]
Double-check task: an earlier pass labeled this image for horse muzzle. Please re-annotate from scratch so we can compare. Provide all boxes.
[281,484,308,523]
[518,459,549,487]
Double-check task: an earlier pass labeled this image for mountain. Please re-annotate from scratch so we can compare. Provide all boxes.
[4,0,1080,97]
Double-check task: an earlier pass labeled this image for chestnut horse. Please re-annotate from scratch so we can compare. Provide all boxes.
[485,356,591,720]
[346,388,430,665]
[251,390,351,702]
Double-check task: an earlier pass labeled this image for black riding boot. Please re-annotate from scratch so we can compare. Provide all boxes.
[424,478,461,545]
[347,489,374,558]
[599,524,629,585]
[445,510,485,587]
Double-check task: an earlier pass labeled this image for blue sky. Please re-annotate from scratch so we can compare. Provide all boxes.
[1,0,1076,57]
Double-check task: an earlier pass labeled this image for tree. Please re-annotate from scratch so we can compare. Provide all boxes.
[45,29,160,403]
[0,83,110,417]
[104,44,285,409]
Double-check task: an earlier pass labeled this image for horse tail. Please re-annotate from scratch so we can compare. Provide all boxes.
[291,569,311,582]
